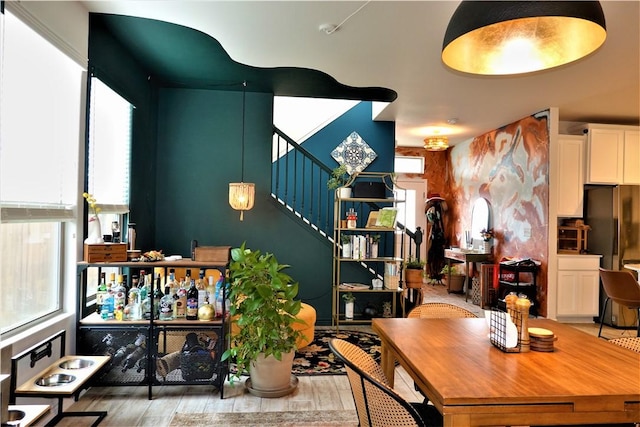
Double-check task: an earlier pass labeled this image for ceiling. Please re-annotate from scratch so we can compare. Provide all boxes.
[83,1,640,148]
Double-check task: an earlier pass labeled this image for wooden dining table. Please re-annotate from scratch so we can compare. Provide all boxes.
[372,317,640,427]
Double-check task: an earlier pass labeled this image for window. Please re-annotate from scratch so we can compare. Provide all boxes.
[394,156,424,174]
[84,77,133,298]
[0,10,83,333]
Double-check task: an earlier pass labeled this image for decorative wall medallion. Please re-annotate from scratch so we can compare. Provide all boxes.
[331,131,377,175]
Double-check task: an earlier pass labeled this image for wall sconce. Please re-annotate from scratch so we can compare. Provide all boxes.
[424,135,449,151]
[442,1,607,75]
[228,81,255,221]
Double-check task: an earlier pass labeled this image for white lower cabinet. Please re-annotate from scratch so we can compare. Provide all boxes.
[557,255,601,320]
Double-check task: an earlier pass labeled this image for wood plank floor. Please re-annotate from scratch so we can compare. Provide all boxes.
[41,284,637,427]
[52,364,422,426]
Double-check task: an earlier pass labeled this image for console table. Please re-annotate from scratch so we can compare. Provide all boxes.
[444,249,492,302]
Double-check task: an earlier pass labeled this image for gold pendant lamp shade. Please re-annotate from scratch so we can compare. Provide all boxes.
[424,135,449,151]
[228,81,255,221]
[442,1,607,75]
[228,182,255,221]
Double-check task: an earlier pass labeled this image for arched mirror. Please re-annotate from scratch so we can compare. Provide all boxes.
[470,198,491,248]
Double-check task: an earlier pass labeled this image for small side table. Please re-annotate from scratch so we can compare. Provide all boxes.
[444,249,493,302]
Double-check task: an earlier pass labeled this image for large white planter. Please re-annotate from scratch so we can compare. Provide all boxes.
[247,351,297,397]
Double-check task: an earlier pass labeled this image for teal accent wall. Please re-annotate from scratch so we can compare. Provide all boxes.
[89,16,398,325]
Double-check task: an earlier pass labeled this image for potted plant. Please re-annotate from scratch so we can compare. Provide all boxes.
[480,228,494,253]
[403,258,425,289]
[370,234,381,258]
[340,234,352,258]
[327,165,351,198]
[222,242,303,397]
[440,264,466,293]
[342,292,355,320]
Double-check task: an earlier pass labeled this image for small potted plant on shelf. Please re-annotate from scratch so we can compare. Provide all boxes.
[342,292,356,320]
[327,165,351,198]
[403,258,425,289]
[341,234,352,258]
[222,242,303,397]
[440,264,466,293]
[370,234,381,258]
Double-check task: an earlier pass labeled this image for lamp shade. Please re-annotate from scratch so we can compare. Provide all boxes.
[424,136,449,151]
[442,1,606,75]
[229,182,255,221]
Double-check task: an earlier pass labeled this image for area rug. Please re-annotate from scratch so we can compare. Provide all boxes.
[292,329,381,375]
[169,410,358,426]
[230,329,381,377]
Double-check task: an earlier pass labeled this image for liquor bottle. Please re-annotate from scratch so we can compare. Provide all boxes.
[186,279,198,320]
[140,271,152,320]
[96,272,107,314]
[166,268,176,295]
[153,274,164,320]
[159,285,174,320]
[126,275,141,320]
[175,279,187,318]
[214,276,225,318]
[113,274,127,321]
[122,346,145,372]
[197,269,207,308]
[206,276,216,304]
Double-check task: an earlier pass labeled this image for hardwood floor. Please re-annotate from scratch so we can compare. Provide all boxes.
[47,284,637,426]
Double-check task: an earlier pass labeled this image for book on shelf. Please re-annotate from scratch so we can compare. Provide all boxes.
[374,207,398,228]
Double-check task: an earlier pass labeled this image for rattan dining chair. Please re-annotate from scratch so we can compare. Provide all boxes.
[329,338,442,427]
[598,268,640,338]
[407,302,477,319]
[608,337,640,353]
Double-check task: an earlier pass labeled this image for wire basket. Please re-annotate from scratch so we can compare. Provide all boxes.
[489,308,521,353]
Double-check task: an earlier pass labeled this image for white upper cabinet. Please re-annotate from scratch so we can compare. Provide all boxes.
[583,124,640,185]
[623,130,640,184]
[557,135,585,217]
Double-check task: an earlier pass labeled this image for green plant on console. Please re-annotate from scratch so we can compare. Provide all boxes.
[221,242,303,381]
[327,164,349,190]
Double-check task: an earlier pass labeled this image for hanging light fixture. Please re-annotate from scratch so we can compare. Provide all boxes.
[424,135,449,151]
[442,1,607,75]
[229,81,255,221]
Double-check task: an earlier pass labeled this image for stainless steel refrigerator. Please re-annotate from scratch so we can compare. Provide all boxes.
[584,185,640,327]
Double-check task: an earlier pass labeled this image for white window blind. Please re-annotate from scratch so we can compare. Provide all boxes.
[87,77,132,214]
[0,9,83,333]
[0,11,81,222]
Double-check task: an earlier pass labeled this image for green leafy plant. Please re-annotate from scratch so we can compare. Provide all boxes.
[403,257,425,270]
[327,165,349,190]
[342,292,356,302]
[370,234,381,243]
[341,234,352,244]
[221,242,303,381]
[440,264,464,275]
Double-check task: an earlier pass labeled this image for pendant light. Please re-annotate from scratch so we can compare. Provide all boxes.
[442,1,607,75]
[424,135,449,151]
[228,81,255,221]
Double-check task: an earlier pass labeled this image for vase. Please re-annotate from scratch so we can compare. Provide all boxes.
[483,241,491,253]
[345,301,354,320]
[370,243,378,259]
[85,214,104,244]
[342,243,351,258]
